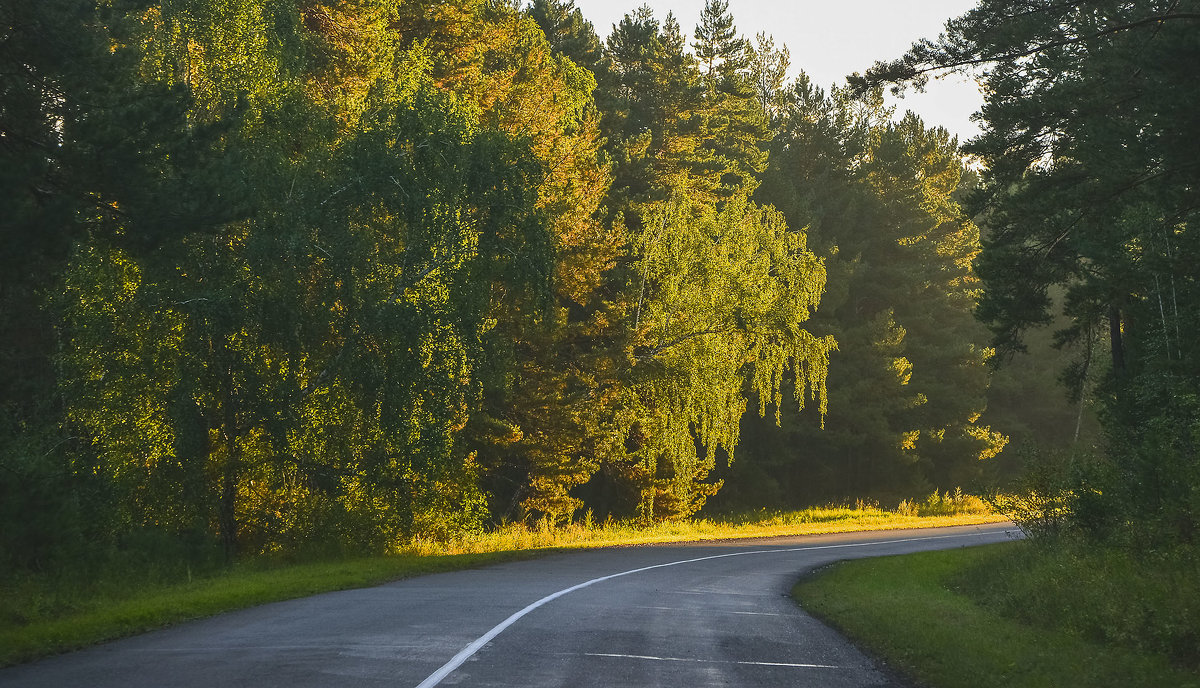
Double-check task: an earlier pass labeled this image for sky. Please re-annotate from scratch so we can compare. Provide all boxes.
[570,0,983,142]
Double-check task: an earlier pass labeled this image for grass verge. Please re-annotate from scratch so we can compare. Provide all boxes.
[0,550,541,668]
[412,502,1006,554]
[2,497,1002,668]
[793,542,1200,688]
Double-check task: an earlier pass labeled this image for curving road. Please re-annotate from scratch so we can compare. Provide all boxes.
[0,523,1017,688]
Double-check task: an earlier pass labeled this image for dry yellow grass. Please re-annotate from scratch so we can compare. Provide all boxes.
[407,496,1006,556]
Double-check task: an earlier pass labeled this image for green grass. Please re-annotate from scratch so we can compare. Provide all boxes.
[794,542,1200,688]
[0,549,541,667]
[960,539,1200,671]
[1,496,1001,668]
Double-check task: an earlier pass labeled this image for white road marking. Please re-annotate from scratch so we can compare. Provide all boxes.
[635,605,784,616]
[414,528,1013,688]
[129,644,422,652]
[583,652,842,669]
[669,589,772,597]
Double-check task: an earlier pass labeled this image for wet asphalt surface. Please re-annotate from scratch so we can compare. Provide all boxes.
[0,523,1018,688]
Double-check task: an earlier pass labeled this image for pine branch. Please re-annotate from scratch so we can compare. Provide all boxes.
[860,11,1200,87]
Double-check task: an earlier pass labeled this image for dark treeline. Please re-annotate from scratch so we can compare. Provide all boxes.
[860,0,1200,550]
[1,0,1106,572]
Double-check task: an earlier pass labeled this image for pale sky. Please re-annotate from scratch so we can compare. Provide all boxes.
[570,0,983,142]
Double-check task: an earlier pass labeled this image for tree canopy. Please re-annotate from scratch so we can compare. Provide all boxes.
[857,0,1200,544]
[4,0,1136,572]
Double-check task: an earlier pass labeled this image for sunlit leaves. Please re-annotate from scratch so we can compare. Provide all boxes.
[48,0,557,555]
[614,194,832,519]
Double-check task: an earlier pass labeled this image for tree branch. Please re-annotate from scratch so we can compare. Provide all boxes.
[636,326,734,359]
[863,12,1200,86]
[297,257,450,401]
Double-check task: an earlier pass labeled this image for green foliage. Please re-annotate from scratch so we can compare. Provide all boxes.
[732,77,1004,507]
[797,544,1200,688]
[1,0,565,564]
[746,32,790,123]
[961,540,1200,672]
[692,0,745,79]
[607,194,833,520]
[4,0,1104,587]
[527,0,601,72]
[860,0,1200,546]
[598,7,711,206]
[582,4,830,520]
[984,445,1117,542]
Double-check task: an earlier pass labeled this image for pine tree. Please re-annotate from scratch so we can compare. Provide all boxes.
[747,32,791,124]
[858,0,1200,542]
[528,0,602,73]
[692,0,744,80]
[692,0,769,198]
[736,78,1003,505]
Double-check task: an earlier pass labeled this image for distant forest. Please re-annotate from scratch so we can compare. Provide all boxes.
[2,0,1194,568]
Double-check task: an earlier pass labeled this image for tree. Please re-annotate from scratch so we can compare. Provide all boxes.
[858,0,1200,543]
[385,0,621,522]
[582,6,832,520]
[605,194,833,520]
[1,1,107,568]
[732,77,1003,506]
[692,0,768,198]
[692,0,745,80]
[528,0,602,73]
[33,0,563,561]
[747,32,790,124]
[864,114,1006,489]
[1,0,274,566]
[598,7,718,208]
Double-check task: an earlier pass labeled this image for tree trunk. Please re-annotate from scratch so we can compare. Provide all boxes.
[220,456,238,561]
[1109,305,1126,374]
[219,360,240,562]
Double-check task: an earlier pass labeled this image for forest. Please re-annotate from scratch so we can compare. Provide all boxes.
[1,0,1195,577]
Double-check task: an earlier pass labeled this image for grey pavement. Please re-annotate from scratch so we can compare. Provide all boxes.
[0,523,1018,687]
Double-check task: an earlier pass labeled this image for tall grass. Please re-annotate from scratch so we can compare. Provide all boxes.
[957,538,1200,671]
[895,487,988,518]
[796,543,1199,688]
[407,494,998,555]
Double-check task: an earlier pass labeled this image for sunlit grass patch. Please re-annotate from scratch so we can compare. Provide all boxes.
[420,490,1000,554]
[410,498,1000,555]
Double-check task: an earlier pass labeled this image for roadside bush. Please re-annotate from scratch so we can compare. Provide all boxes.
[0,428,120,576]
[985,445,1123,542]
[1104,402,1200,548]
[958,539,1200,671]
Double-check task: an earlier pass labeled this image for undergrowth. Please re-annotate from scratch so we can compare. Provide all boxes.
[411,492,995,555]
[796,543,1199,688]
[957,538,1200,671]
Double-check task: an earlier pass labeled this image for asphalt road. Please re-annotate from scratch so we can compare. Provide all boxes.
[0,523,1017,688]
